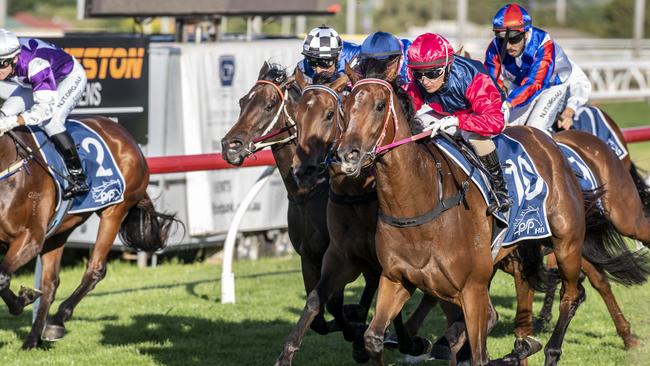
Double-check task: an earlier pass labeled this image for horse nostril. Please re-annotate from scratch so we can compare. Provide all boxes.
[345,149,360,163]
[228,140,243,151]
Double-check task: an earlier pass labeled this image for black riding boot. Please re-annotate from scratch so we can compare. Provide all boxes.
[479,150,513,213]
[50,131,90,199]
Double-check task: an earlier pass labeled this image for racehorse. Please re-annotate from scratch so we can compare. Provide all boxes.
[334,65,618,365]
[0,116,179,349]
[221,62,376,337]
[275,70,445,365]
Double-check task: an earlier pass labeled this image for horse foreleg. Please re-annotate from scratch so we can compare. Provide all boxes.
[364,275,413,366]
[545,241,585,366]
[23,240,66,350]
[458,285,490,366]
[581,258,639,349]
[298,254,332,335]
[275,251,361,366]
[47,205,128,335]
[0,230,45,317]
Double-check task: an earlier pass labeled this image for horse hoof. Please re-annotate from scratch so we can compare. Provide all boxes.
[624,336,641,350]
[407,336,432,357]
[21,338,40,350]
[430,343,452,360]
[19,286,42,304]
[513,336,543,360]
[383,331,398,349]
[42,324,66,341]
[352,345,370,364]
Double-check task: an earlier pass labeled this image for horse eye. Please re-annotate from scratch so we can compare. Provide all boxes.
[326,111,334,120]
[264,103,274,112]
[376,102,385,112]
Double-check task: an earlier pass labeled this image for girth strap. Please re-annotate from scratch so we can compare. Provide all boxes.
[378,181,469,228]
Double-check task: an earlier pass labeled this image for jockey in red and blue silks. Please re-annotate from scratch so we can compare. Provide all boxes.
[356,31,412,85]
[295,25,360,84]
[405,33,511,213]
[484,3,590,133]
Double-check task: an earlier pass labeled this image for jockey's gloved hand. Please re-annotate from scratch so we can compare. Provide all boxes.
[500,101,511,123]
[0,115,19,136]
[424,116,459,137]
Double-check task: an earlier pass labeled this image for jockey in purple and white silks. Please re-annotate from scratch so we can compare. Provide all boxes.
[295,25,360,84]
[484,3,591,133]
[0,29,89,198]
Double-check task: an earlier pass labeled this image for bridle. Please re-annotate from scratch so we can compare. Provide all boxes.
[246,79,297,153]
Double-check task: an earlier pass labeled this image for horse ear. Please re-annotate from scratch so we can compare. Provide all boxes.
[258,61,271,79]
[329,73,350,93]
[294,68,307,91]
[345,61,360,84]
[383,57,400,83]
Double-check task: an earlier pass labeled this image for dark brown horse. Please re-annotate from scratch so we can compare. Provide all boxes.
[334,70,595,365]
[0,117,178,349]
[275,70,445,365]
[221,62,377,337]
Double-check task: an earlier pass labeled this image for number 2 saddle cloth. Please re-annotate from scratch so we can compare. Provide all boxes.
[434,134,598,257]
[28,119,126,236]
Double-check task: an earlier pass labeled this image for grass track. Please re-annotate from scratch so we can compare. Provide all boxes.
[0,256,649,365]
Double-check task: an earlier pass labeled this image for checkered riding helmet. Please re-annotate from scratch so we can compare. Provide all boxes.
[302,25,342,60]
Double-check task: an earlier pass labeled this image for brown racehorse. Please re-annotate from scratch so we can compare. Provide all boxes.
[275,70,445,365]
[334,69,599,365]
[0,117,178,349]
[221,62,376,337]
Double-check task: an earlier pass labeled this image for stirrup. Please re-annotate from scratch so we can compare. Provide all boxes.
[488,195,512,214]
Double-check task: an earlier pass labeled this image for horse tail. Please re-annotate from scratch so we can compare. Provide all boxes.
[517,242,551,292]
[119,194,184,252]
[581,187,650,286]
[629,162,650,217]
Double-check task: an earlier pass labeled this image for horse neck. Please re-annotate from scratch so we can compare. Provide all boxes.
[0,134,19,167]
[373,113,443,218]
[269,112,306,198]
[329,167,374,196]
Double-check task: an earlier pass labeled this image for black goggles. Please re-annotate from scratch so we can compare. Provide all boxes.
[307,57,336,69]
[494,31,525,44]
[0,57,14,69]
[412,67,445,81]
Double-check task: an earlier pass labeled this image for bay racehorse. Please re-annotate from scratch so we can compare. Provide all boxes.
[0,116,179,349]
[221,62,377,337]
[334,67,604,365]
[275,69,446,365]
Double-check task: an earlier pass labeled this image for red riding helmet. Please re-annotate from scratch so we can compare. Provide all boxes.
[407,33,455,71]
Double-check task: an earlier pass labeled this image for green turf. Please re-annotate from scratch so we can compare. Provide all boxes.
[0,256,648,365]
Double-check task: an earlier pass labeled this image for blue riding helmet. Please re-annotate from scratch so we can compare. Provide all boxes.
[492,3,532,33]
[359,31,403,60]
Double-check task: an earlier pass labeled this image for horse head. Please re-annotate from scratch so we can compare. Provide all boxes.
[221,61,298,166]
[291,70,349,189]
[336,63,406,177]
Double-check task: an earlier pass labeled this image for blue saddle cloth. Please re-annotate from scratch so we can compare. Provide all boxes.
[557,143,599,192]
[571,105,627,160]
[435,134,551,247]
[28,120,126,216]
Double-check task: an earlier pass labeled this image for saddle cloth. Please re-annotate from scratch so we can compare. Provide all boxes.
[28,119,126,218]
[570,105,627,160]
[435,134,551,247]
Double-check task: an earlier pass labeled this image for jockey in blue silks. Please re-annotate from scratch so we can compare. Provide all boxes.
[356,31,412,85]
[295,25,360,83]
[484,3,591,133]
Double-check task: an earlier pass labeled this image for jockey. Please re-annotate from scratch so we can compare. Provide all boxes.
[484,3,591,132]
[405,33,512,213]
[296,25,360,83]
[0,29,89,198]
[356,31,411,85]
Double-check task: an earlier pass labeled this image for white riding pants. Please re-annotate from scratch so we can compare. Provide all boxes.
[507,83,568,133]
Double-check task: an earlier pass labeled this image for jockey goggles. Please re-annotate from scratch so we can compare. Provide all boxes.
[307,57,336,69]
[494,31,526,44]
[0,57,14,68]
[412,67,445,81]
